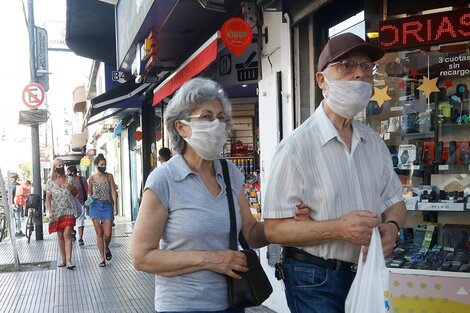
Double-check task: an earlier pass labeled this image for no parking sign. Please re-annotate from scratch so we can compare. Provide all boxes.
[22,83,45,109]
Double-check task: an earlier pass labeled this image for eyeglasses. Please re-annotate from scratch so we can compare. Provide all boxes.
[187,113,229,123]
[327,60,377,75]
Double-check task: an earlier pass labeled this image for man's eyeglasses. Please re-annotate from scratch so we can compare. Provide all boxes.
[187,113,229,123]
[327,60,377,75]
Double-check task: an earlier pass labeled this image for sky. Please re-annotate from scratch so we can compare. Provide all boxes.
[0,0,92,178]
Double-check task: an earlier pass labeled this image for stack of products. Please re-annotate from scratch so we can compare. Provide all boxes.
[386,223,470,272]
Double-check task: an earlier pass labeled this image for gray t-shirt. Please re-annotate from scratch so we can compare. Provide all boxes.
[144,155,245,312]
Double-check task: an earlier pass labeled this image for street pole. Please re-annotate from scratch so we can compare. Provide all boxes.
[27,0,43,240]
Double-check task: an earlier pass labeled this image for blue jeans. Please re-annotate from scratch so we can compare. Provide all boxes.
[158,309,244,313]
[13,206,22,234]
[282,257,355,313]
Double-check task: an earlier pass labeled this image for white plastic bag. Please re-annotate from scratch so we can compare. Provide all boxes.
[345,227,392,313]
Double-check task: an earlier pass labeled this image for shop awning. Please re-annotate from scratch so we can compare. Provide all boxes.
[66,0,116,64]
[84,81,150,128]
[152,32,219,106]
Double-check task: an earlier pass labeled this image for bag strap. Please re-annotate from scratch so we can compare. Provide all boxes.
[220,159,249,251]
[78,176,87,199]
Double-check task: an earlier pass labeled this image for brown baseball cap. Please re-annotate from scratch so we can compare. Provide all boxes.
[318,32,384,72]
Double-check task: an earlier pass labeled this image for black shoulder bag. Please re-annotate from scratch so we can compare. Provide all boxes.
[220,159,273,309]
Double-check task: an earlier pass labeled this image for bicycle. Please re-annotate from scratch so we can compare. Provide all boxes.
[0,209,6,242]
[25,194,41,244]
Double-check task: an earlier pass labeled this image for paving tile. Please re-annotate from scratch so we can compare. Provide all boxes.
[0,217,276,313]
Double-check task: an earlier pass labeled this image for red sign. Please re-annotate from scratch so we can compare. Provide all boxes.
[22,83,46,109]
[86,149,97,157]
[220,18,253,57]
[379,8,470,50]
[134,130,143,141]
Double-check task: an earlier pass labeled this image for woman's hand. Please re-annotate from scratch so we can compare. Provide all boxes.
[294,202,312,221]
[204,250,248,279]
[67,184,78,197]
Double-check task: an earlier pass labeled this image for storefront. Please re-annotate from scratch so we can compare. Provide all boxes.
[258,0,470,312]
[371,4,470,312]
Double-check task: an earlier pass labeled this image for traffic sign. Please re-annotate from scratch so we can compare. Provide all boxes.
[22,83,46,109]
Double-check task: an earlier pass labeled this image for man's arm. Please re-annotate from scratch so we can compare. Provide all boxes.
[378,201,407,256]
[265,210,380,247]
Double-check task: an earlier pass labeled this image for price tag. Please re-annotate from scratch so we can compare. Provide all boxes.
[438,165,449,171]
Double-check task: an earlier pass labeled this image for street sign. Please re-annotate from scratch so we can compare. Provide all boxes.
[35,27,49,92]
[22,83,45,109]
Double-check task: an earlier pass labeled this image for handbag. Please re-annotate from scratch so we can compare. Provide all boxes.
[345,227,393,313]
[220,159,273,309]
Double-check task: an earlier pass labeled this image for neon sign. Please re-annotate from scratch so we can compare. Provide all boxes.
[379,8,470,50]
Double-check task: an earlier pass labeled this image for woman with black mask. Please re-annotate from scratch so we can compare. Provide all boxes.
[87,153,119,267]
[45,157,78,269]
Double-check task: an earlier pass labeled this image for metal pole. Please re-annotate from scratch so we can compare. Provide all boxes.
[28,0,43,240]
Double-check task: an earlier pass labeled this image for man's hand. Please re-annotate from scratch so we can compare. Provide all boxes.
[378,222,399,256]
[294,202,312,221]
[338,210,379,245]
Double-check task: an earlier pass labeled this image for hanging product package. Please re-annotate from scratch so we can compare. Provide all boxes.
[345,227,393,313]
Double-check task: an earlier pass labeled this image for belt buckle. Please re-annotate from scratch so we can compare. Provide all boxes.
[350,264,358,272]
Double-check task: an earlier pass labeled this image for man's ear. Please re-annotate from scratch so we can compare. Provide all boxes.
[316,72,325,89]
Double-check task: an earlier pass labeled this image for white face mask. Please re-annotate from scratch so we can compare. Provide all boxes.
[322,73,372,119]
[180,119,227,160]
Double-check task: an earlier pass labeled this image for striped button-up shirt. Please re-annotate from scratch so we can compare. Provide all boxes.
[263,104,403,263]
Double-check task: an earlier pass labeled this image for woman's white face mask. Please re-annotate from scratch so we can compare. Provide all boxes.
[180,119,227,160]
[322,72,372,119]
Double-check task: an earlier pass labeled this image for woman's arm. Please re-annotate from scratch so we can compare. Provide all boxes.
[109,174,118,214]
[238,189,269,249]
[87,175,93,198]
[132,188,249,279]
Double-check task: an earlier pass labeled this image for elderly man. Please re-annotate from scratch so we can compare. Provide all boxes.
[263,33,406,313]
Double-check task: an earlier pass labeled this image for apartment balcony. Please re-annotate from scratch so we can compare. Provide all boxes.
[73,85,87,113]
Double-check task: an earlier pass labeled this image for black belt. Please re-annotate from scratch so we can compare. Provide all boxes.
[283,247,357,272]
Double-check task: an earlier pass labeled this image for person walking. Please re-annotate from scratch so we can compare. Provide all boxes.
[45,158,77,269]
[132,78,270,313]
[67,165,88,246]
[87,153,118,267]
[157,147,172,164]
[9,174,25,237]
[263,33,407,313]
[14,180,31,218]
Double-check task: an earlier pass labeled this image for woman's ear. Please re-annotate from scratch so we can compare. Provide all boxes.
[175,120,187,138]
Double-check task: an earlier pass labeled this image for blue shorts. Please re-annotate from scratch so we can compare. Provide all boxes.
[89,200,113,221]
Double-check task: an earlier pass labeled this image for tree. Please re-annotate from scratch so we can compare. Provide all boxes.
[18,162,32,182]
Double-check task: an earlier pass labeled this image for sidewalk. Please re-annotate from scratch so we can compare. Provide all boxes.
[0,217,276,313]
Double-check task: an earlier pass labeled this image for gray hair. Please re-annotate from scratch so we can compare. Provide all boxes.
[164,77,232,155]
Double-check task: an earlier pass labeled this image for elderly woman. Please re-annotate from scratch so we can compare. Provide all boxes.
[45,158,77,269]
[132,78,269,313]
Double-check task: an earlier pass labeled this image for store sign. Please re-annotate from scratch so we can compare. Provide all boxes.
[220,18,253,57]
[379,8,470,50]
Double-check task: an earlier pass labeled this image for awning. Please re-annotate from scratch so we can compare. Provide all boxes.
[66,0,116,64]
[84,81,150,128]
[152,32,219,106]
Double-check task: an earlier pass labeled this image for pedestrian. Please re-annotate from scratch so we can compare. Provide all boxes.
[14,180,31,217]
[9,173,25,237]
[45,158,78,269]
[67,165,88,246]
[157,147,171,164]
[131,77,270,313]
[87,153,118,267]
[263,32,407,313]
